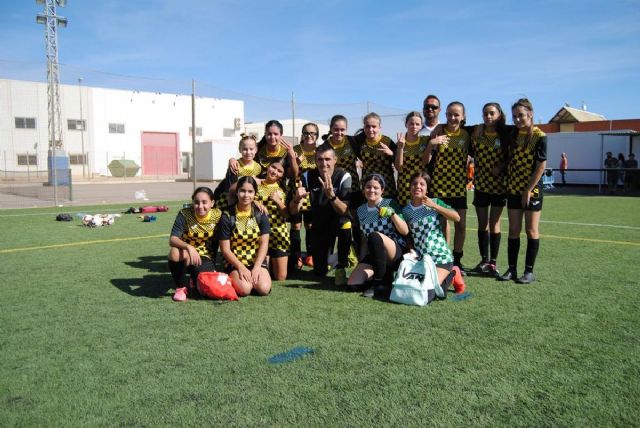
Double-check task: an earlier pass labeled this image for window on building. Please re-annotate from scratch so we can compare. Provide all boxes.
[109,123,125,134]
[17,154,38,166]
[69,154,87,165]
[15,117,37,129]
[223,128,235,137]
[67,119,86,131]
[189,127,203,136]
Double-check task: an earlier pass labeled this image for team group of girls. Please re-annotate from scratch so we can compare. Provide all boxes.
[168,96,547,301]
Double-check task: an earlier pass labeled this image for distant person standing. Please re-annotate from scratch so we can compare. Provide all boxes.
[419,95,442,136]
[604,152,619,194]
[624,153,637,193]
[617,153,626,186]
[420,95,442,176]
[559,152,568,185]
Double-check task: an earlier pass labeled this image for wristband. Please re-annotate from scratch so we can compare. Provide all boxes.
[329,195,337,201]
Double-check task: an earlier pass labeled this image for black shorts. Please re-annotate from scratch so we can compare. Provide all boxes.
[289,211,312,225]
[507,185,543,211]
[473,190,507,208]
[268,248,289,258]
[439,196,468,210]
[436,262,453,271]
[225,259,268,274]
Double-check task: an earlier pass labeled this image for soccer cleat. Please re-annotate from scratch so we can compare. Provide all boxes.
[452,266,466,294]
[373,284,391,301]
[486,263,499,278]
[497,269,517,282]
[173,287,188,302]
[472,261,490,275]
[303,256,314,267]
[334,268,347,286]
[516,272,536,284]
[361,286,375,298]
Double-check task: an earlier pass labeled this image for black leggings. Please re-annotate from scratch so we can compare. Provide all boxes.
[361,232,403,281]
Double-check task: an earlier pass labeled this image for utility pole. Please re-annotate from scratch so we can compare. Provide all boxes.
[78,77,86,178]
[36,0,67,205]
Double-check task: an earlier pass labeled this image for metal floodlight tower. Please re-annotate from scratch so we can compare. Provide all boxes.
[36,0,67,204]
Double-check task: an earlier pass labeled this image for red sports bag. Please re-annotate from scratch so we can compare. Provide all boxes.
[196,272,238,301]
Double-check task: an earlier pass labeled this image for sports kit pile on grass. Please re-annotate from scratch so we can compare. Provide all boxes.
[1,194,638,426]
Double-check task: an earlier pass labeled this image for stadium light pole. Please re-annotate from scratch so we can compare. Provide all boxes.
[36,0,67,206]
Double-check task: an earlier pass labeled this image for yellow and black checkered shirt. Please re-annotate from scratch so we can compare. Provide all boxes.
[472,131,506,194]
[170,207,222,258]
[219,209,270,268]
[360,135,397,198]
[292,145,316,212]
[431,128,470,198]
[257,144,289,179]
[215,160,262,212]
[294,145,317,173]
[330,137,360,193]
[397,136,429,206]
[256,181,290,253]
[507,127,547,195]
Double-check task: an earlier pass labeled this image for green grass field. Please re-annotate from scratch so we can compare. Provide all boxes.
[1,194,639,427]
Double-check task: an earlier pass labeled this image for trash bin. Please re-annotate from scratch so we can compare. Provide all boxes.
[108,160,140,177]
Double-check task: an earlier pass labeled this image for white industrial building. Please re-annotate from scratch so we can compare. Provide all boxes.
[0,78,244,178]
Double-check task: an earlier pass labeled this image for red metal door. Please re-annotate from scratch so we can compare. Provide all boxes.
[141,132,179,176]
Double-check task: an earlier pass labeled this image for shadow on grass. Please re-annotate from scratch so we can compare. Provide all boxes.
[111,274,172,298]
[124,255,167,273]
[280,269,352,293]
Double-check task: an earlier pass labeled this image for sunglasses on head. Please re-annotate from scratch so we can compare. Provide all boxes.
[424,104,440,111]
[302,131,318,137]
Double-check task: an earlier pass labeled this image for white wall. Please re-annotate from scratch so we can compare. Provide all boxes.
[546,132,632,184]
[0,79,244,177]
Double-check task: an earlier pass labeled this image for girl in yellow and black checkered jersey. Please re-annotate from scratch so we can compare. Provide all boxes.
[470,103,510,278]
[219,176,272,297]
[496,98,547,285]
[355,112,397,199]
[395,111,429,206]
[256,160,291,281]
[213,134,262,212]
[424,101,471,273]
[290,122,320,269]
[168,186,222,302]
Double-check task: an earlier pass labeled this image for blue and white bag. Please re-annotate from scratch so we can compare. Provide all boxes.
[390,252,441,306]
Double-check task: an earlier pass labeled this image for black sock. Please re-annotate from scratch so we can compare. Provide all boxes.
[453,250,463,266]
[477,230,489,262]
[337,227,352,268]
[367,232,387,280]
[507,238,520,271]
[524,238,540,273]
[304,226,313,257]
[290,228,301,259]
[490,232,501,263]
[168,260,186,287]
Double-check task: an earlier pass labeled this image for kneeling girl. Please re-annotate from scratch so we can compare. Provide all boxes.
[401,172,464,296]
[218,176,272,296]
[348,173,408,298]
[168,186,222,302]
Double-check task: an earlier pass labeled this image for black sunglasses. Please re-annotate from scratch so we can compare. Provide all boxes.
[302,131,318,137]
[424,104,440,111]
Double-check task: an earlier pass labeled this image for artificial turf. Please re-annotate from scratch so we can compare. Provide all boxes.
[1,195,639,427]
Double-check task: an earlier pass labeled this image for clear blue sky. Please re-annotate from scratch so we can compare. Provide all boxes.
[1,0,639,129]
